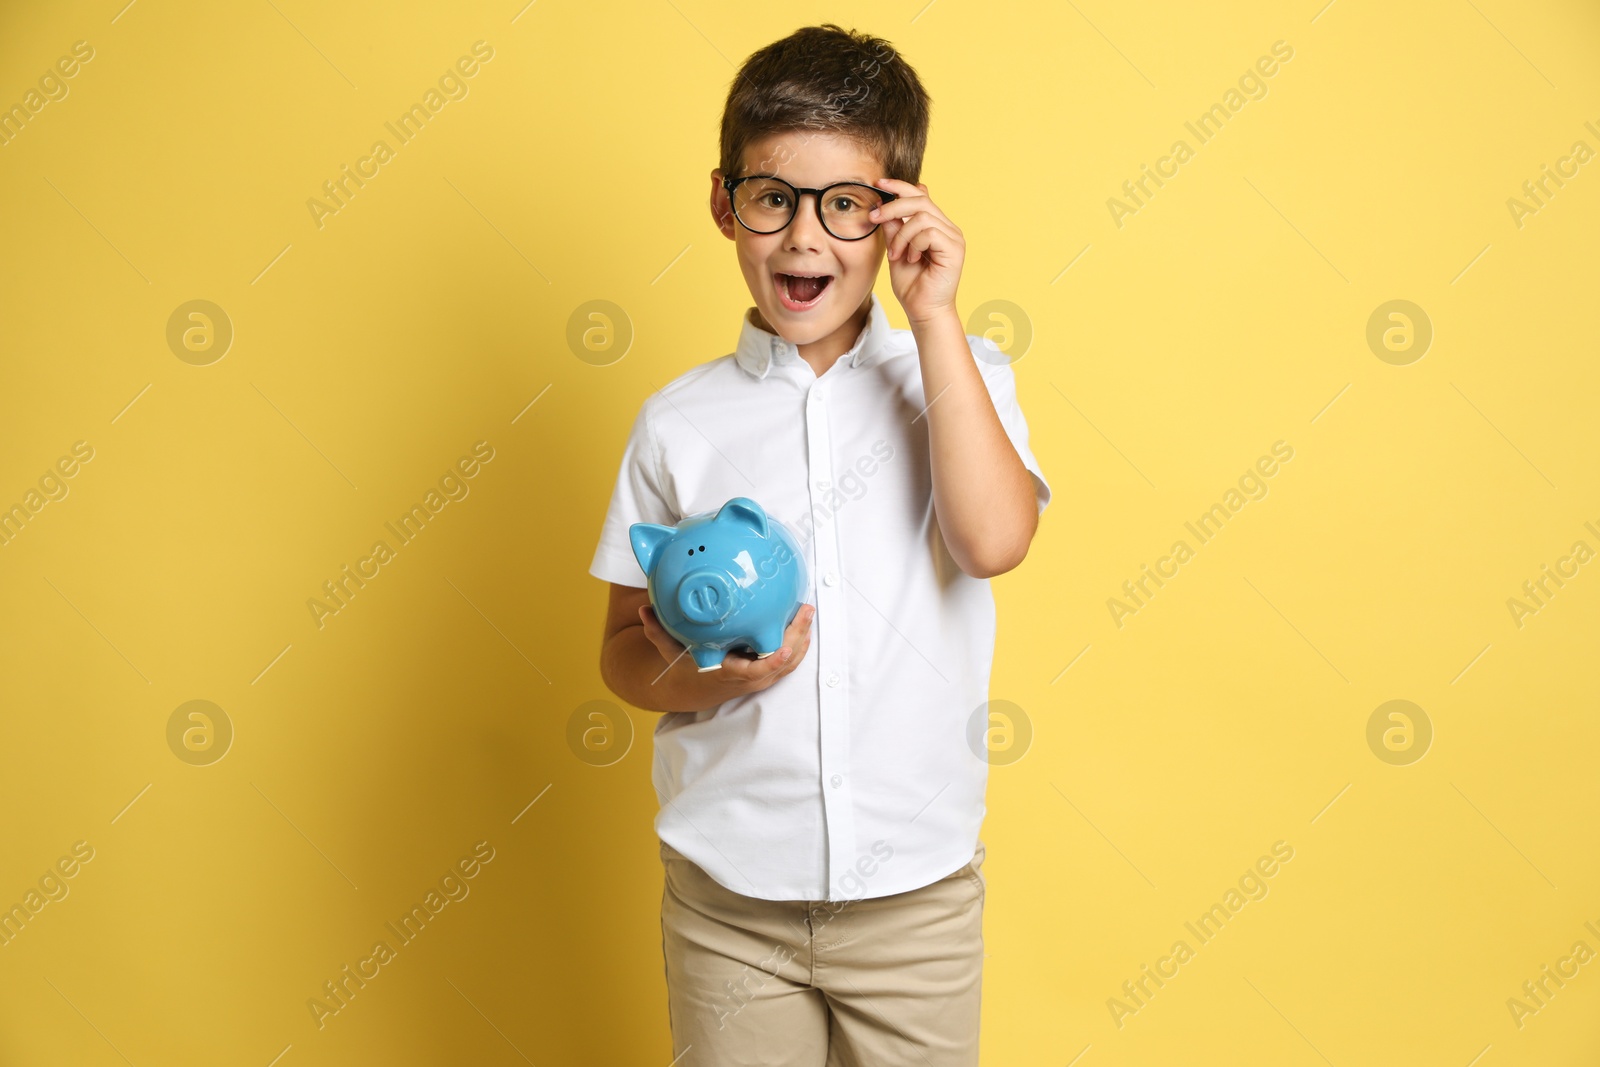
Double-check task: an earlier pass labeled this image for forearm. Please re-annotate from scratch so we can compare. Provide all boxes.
[600,625,725,714]
[911,309,1038,578]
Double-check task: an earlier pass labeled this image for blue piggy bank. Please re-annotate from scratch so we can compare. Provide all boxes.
[629,497,809,672]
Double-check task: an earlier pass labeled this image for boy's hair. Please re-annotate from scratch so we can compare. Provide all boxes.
[719,23,931,186]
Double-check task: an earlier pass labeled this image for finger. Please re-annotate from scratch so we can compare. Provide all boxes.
[870,195,953,232]
[778,606,816,663]
[868,195,925,225]
[872,202,953,235]
[787,602,816,635]
[728,602,810,662]
[718,645,791,682]
[902,221,960,264]
[760,606,811,666]
[874,176,926,196]
[715,627,801,682]
[639,604,666,640]
[888,216,954,261]
[871,180,954,223]
[639,605,688,661]
[646,602,814,678]
[884,216,906,258]
[746,604,814,677]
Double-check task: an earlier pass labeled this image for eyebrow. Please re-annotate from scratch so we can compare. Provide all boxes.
[753,173,876,185]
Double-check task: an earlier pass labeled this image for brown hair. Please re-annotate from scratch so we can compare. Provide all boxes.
[719,24,931,186]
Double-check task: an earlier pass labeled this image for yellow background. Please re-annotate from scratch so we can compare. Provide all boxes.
[2,0,1598,1063]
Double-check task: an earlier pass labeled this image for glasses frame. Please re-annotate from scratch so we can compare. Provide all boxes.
[722,174,900,241]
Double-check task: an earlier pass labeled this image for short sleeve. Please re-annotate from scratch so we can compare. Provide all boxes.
[588,400,678,587]
[970,337,1052,516]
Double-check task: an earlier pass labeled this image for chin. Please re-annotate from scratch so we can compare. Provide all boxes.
[767,305,848,346]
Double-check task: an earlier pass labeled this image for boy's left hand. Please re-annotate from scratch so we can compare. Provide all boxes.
[871,178,964,327]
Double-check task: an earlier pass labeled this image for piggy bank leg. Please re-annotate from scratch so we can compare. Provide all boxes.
[690,646,726,672]
[749,625,785,657]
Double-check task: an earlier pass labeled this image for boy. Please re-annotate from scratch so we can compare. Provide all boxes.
[588,23,1051,1066]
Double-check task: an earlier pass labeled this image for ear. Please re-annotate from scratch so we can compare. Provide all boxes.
[709,168,736,240]
[629,523,675,575]
[716,497,769,536]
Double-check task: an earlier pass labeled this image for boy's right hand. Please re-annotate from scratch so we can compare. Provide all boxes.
[638,602,815,697]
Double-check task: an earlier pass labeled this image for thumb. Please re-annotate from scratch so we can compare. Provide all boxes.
[639,605,684,660]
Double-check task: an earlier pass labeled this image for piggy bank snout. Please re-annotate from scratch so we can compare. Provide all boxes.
[676,569,738,625]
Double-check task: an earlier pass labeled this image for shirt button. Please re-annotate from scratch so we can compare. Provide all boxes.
[824,571,838,586]
[827,672,840,687]
[830,774,842,788]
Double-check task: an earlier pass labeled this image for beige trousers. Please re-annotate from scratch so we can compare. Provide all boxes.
[659,838,985,1066]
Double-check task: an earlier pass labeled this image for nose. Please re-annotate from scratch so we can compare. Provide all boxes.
[677,569,736,625]
[784,191,826,248]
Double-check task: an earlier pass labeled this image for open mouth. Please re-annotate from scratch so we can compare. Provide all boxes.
[775,272,833,311]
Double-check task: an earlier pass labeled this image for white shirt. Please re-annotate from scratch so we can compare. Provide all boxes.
[588,291,1051,902]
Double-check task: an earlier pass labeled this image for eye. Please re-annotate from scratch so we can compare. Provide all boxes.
[699,545,705,552]
[686,548,694,555]
[830,195,860,213]
[758,191,790,209]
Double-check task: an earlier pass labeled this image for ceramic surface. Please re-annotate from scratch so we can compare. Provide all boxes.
[629,497,809,672]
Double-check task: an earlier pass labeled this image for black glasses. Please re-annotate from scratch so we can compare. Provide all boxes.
[723,175,900,241]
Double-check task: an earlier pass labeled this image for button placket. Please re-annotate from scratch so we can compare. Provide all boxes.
[805,380,853,896]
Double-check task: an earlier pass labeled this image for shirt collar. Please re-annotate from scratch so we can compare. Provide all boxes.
[733,292,894,380]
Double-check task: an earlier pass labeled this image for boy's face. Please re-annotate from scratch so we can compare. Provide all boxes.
[710,131,888,347]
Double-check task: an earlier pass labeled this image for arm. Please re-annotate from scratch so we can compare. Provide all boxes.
[599,583,721,713]
[912,309,1039,579]
[598,582,815,713]
[869,176,1040,579]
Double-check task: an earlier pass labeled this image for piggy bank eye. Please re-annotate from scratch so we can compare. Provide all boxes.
[699,545,705,552]
[687,548,694,555]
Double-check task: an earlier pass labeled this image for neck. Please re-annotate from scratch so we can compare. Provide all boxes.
[755,296,872,377]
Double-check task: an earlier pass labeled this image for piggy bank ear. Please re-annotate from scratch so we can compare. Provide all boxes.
[716,497,769,537]
[629,523,676,575]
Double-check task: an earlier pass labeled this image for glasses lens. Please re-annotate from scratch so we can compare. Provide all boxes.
[732,178,797,233]
[820,183,888,239]
[732,179,888,239]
